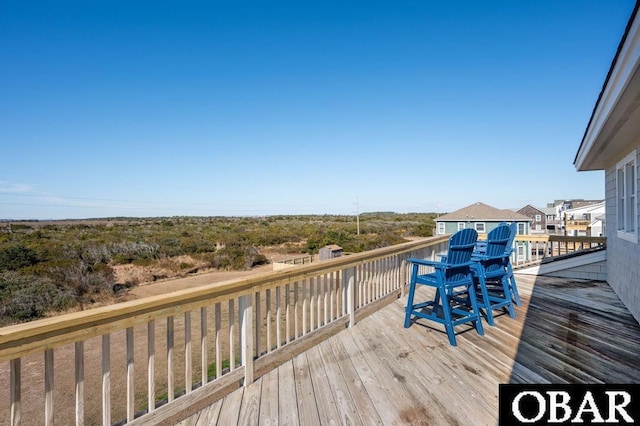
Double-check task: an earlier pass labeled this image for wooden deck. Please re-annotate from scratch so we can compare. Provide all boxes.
[176,274,640,425]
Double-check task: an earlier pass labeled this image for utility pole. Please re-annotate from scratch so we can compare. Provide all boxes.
[354,198,360,236]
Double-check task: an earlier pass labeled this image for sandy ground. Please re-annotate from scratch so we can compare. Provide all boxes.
[128,263,274,298]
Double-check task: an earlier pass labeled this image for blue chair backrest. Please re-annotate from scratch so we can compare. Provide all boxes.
[483,224,511,273]
[445,228,478,282]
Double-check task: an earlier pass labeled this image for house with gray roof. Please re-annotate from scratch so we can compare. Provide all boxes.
[435,202,531,236]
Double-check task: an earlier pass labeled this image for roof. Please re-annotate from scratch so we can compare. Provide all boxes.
[322,244,343,251]
[575,3,640,170]
[541,207,556,215]
[436,202,531,222]
[516,204,546,215]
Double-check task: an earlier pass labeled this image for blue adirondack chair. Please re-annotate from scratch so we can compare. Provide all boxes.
[471,224,516,326]
[404,228,484,346]
[473,222,521,306]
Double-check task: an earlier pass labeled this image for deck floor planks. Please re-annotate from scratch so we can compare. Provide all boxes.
[237,375,262,426]
[216,382,244,425]
[180,274,640,424]
[258,368,279,426]
[350,315,481,425]
[323,335,383,425]
[292,353,321,426]
[304,345,342,425]
[277,360,299,425]
[339,325,437,425]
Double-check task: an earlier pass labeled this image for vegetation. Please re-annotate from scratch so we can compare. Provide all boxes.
[0,213,435,325]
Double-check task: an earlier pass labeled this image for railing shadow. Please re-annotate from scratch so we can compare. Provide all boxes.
[507,274,640,384]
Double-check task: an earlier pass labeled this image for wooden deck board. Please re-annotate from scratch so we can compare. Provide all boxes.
[184,274,640,425]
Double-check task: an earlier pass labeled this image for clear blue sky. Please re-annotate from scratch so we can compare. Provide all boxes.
[0,1,636,219]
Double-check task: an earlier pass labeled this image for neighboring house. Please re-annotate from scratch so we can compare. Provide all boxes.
[541,207,559,233]
[517,205,547,234]
[547,199,604,235]
[574,3,640,322]
[436,202,532,262]
[561,201,606,237]
[435,202,531,236]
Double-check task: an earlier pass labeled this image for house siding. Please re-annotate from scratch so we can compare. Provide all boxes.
[517,205,546,233]
[605,152,640,323]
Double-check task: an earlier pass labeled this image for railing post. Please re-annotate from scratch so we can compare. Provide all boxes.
[400,259,408,297]
[10,358,20,426]
[344,267,356,328]
[240,294,254,386]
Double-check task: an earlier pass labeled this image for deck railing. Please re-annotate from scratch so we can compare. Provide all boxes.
[511,234,606,267]
[0,235,449,426]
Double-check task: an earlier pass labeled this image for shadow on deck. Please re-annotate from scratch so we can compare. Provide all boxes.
[178,274,640,425]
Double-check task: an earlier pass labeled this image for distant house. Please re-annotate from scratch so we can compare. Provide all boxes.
[541,207,559,233]
[561,201,606,237]
[435,202,531,236]
[319,244,343,261]
[517,205,547,234]
[574,4,639,322]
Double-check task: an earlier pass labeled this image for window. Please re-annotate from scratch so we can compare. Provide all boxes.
[517,223,525,235]
[616,150,637,242]
[437,222,445,235]
[458,222,465,230]
[535,224,541,231]
[535,214,541,222]
[474,222,485,232]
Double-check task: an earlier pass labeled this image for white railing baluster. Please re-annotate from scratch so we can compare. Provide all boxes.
[240,294,254,386]
[293,282,299,339]
[148,320,155,413]
[10,358,20,426]
[75,341,84,426]
[185,312,192,393]
[346,268,356,328]
[276,286,282,349]
[331,272,336,320]
[265,289,272,353]
[45,349,53,426]
[215,303,221,379]
[255,291,261,355]
[229,299,235,371]
[302,278,308,336]
[102,334,110,426]
[285,284,291,344]
[201,307,208,385]
[126,327,134,422]
[167,316,174,402]
[316,275,324,328]
[309,277,315,332]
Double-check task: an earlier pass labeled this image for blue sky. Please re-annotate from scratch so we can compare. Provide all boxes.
[0,1,636,219]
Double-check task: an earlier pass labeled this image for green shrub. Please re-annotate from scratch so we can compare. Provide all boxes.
[0,245,40,272]
[0,272,75,325]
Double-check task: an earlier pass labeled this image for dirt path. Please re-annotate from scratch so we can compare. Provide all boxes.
[129,264,274,298]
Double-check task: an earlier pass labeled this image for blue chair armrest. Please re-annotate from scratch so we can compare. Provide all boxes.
[407,258,445,269]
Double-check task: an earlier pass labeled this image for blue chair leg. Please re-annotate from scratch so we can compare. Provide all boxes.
[476,274,496,326]
[502,276,516,319]
[467,282,484,336]
[507,264,521,306]
[404,266,419,328]
[439,287,457,346]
